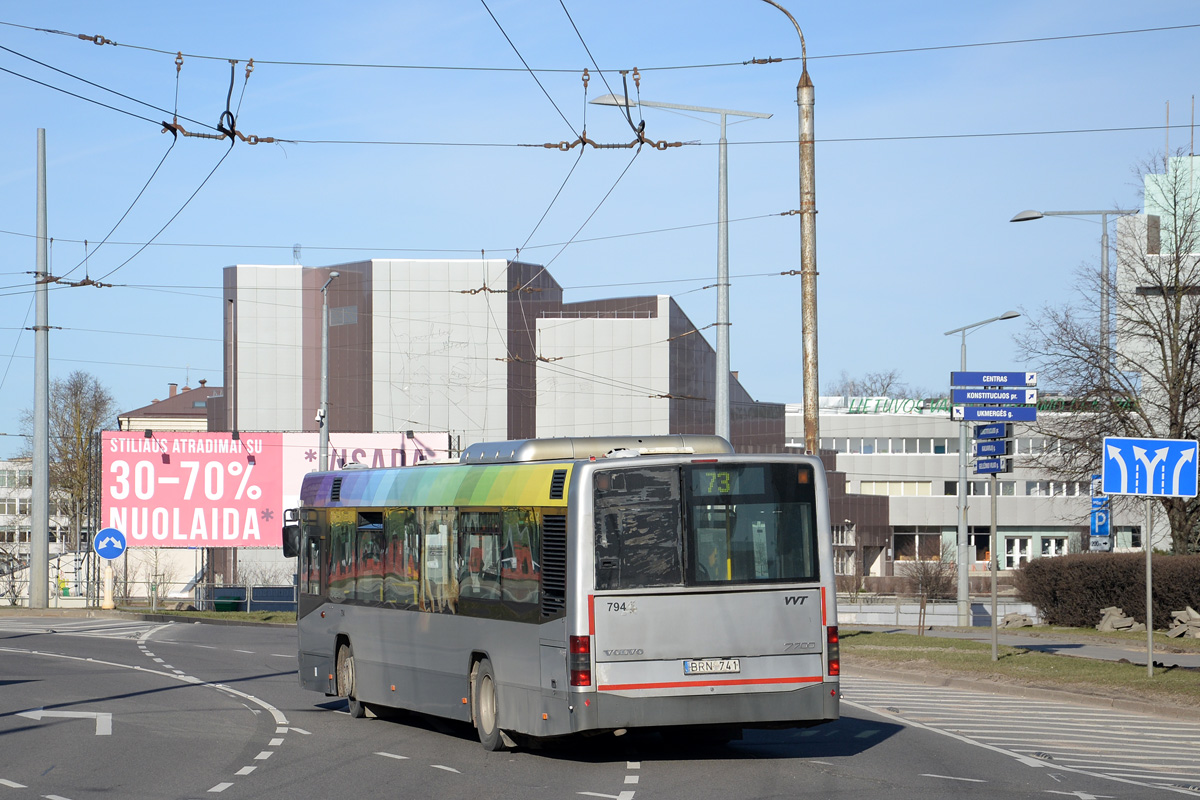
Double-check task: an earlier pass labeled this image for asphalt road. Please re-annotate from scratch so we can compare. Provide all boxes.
[1,615,1195,799]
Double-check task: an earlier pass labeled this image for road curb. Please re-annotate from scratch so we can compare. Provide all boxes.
[844,664,1199,722]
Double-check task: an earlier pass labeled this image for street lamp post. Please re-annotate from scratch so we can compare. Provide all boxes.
[1010,209,1137,384]
[944,310,1020,627]
[590,94,770,442]
[756,0,818,454]
[319,271,340,470]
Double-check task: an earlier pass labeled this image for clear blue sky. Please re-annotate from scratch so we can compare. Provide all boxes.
[1,1,1197,454]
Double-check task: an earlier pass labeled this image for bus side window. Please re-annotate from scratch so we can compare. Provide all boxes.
[458,510,501,601]
[301,530,322,595]
[384,508,419,608]
[423,507,458,614]
[327,508,356,603]
[501,508,540,606]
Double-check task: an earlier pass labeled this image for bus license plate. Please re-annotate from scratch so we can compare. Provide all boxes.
[683,658,741,675]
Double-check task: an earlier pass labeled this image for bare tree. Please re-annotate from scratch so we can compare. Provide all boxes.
[1016,151,1200,553]
[0,542,26,604]
[22,371,115,550]
[898,540,957,601]
[826,369,928,399]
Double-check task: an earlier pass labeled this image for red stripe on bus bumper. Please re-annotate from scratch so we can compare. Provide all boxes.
[821,586,827,626]
[588,595,595,635]
[598,676,822,691]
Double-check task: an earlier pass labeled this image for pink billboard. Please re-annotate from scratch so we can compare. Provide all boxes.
[102,432,284,548]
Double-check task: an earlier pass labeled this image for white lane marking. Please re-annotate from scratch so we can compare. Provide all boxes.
[0,779,27,788]
[270,653,293,657]
[136,622,175,644]
[152,658,164,663]
[269,738,284,746]
[254,751,273,760]
[0,645,291,729]
[234,649,254,654]
[1045,792,1114,799]
[844,700,1047,769]
[172,670,186,675]
[208,783,234,793]
[577,793,636,800]
[286,727,311,735]
[44,795,73,800]
[624,775,640,784]
[17,708,112,736]
[627,762,640,769]
[142,652,154,657]
[235,767,256,776]
[375,752,409,760]
[431,765,460,773]
[195,644,217,649]
[923,774,986,783]
[809,760,834,765]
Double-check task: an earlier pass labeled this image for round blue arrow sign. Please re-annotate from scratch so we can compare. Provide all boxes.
[93,527,127,560]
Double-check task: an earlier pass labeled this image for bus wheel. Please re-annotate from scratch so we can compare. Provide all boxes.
[337,642,366,719]
[473,658,505,751]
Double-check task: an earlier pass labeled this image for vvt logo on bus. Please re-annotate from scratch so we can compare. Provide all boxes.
[784,595,807,606]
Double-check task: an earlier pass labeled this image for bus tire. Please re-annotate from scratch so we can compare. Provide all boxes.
[337,642,366,719]
[473,658,505,751]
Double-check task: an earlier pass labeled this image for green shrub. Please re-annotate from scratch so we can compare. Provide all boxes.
[1015,553,1200,628]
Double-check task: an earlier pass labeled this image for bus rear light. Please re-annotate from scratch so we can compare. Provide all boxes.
[826,626,840,677]
[569,635,592,686]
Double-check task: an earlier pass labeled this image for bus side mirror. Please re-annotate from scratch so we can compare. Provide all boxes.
[282,508,301,558]
[282,524,300,559]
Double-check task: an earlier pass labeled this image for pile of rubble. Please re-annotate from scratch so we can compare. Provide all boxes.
[1167,606,1200,638]
[1096,606,1147,632]
[999,612,1034,628]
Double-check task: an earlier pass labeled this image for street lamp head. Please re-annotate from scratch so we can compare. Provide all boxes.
[330,271,340,279]
[999,310,1020,320]
[1010,210,1044,223]
[589,93,634,108]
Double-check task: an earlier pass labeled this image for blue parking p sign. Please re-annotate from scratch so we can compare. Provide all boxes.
[1102,437,1199,498]
[1090,508,1110,537]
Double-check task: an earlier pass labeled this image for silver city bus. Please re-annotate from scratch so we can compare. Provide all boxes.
[283,435,839,750]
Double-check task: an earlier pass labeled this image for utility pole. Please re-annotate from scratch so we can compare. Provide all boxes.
[31,129,50,608]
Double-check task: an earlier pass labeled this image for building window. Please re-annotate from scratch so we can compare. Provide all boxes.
[1040,537,1068,557]
[330,306,358,326]
[860,481,932,497]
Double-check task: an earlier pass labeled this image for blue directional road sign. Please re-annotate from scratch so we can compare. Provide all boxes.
[951,388,1038,405]
[974,458,1012,474]
[1090,507,1111,537]
[952,406,1038,422]
[974,423,1013,440]
[93,527,126,561]
[1102,436,1199,497]
[951,371,1037,387]
[975,440,1010,457]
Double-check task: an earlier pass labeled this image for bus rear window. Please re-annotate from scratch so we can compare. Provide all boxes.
[685,464,818,585]
[594,466,683,590]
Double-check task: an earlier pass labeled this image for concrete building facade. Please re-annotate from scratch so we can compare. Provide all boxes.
[220,259,785,452]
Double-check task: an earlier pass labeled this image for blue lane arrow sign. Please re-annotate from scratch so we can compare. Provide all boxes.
[951,388,1038,405]
[1102,436,1199,497]
[953,406,1038,422]
[974,423,1012,440]
[93,527,126,561]
[951,371,1037,387]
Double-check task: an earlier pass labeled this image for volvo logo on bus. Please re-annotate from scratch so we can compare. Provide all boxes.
[603,648,645,657]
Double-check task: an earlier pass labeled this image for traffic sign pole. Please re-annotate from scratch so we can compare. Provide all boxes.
[102,562,114,610]
[1146,498,1153,678]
